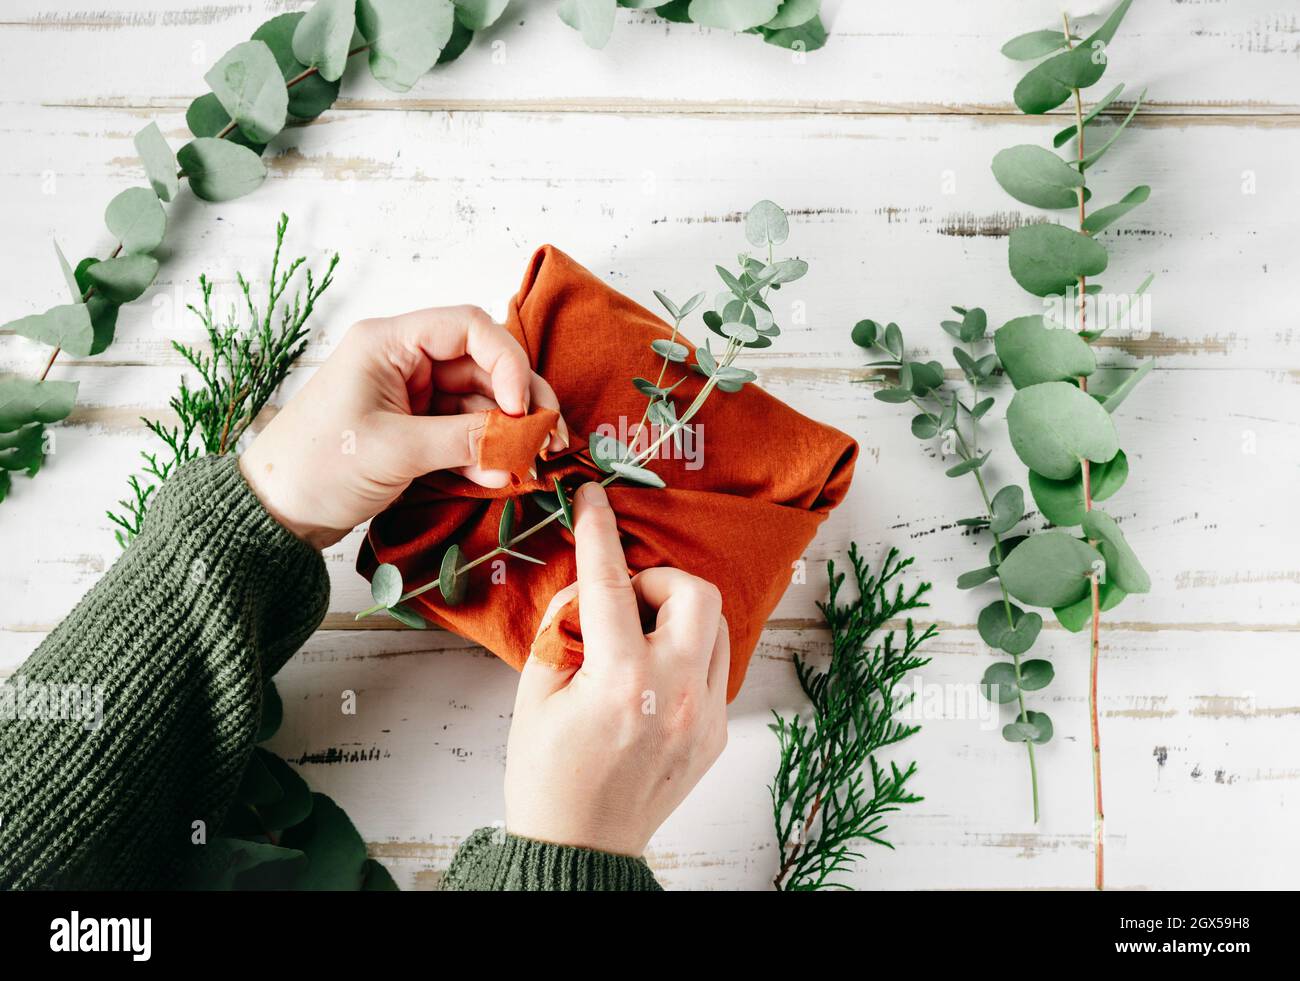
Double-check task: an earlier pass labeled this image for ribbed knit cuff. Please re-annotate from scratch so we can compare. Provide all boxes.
[440,828,663,892]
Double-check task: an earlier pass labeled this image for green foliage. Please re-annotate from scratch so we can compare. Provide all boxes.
[557,0,827,51]
[107,215,336,547]
[356,0,455,92]
[849,4,1151,851]
[293,0,356,82]
[204,40,288,144]
[770,546,934,890]
[177,138,268,202]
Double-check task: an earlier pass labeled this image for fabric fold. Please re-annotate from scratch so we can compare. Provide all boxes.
[358,245,857,701]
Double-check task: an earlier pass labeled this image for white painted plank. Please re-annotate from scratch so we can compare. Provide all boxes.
[2,1,1298,113]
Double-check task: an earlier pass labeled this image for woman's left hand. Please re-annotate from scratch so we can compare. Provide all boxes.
[240,305,567,549]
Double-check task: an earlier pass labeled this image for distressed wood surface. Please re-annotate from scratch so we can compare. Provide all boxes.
[2,1,1297,889]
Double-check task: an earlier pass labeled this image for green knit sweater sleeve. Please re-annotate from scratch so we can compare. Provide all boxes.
[441,828,663,891]
[0,456,330,889]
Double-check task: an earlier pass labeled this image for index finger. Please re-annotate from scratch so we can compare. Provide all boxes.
[382,305,531,416]
[573,482,643,668]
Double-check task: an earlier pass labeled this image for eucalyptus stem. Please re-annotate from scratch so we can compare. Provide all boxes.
[1064,11,1105,893]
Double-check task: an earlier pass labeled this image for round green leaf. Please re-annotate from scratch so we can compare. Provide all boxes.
[989,484,1025,536]
[0,377,78,430]
[558,0,617,49]
[976,600,1042,655]
[85,254,159,303]
[1003,710,1054,744]
[745,198,790,247]
[1008,224,1109,298]
[651,338,690,362]
[279,793,369,890]
[256,750,315,832]
[133,122,180,202]
[1054,579,1126,632]
[588,432,629,472]
[253,12,342,120]
[721,321,759,343]
[980,662,1020,704]
[455,0,510,31]
[255,680,284,742]
[185,92,266,153]
[991,145,1085,210]
[292,0,356,82]
[204,40,288,144]
[994,315,1096,389]
[1019,659,1055,691]
[5,304,94,358]
[371,563,403,607]
[997,530,1102,608]
[439,543,467,605]
[763,0,819,30]
[1029,449,1128,527]
[178,138,268,202]
[105,187,166,255]
[1081,508,1150,594]
[690,0,781,31]
[851,319,879,348]
[386,603,427,628]
[761,13,826,50]
[911,413,939,439]
[1007,381,1120,480]
[358,0,456,92]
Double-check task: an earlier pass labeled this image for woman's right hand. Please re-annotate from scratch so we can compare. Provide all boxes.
[504,482,730,857]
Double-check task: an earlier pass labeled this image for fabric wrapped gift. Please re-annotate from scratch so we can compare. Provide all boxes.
[357,246,857,701]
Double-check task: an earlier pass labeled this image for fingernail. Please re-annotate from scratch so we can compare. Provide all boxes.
[580,482,609,508]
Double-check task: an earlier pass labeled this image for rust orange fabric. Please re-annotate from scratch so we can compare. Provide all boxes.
[357,246,857,701]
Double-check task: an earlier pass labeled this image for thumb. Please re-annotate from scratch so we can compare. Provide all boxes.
[376,410,501,482]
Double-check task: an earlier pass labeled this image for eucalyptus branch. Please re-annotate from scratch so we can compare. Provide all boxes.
[359,201,805,624]
[770,545,935,890]
[850,0,1152,891]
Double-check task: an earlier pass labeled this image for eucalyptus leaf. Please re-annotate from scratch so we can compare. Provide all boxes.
[1019,659,1054,691]
[945,452,989,478]
[994,314,1096,388]
[1082,185,1150,234]
[1081,508,1150,593]
[292,0,356,81]
[0,378,78,430]
[981,662,1021,704]
[439,543,467,605]
[610,460,666,488]
[1080,89,1146,169]
[957,566,998,589]
[204,40,288,144]
[386,603,427,628]
[1001,29,1072,60]
[5,304,94,358]
[911,413,939,439]
[1054,578,1126,632]
[721,321,759,343]
[371,563,403,607]
[1013,0,1133,114]
[690,0,782,33]
[989,484,1025,535]
[361,858,400,890]
[256,750,315,831]
[1003,710,1053,744]
[105,187,166,255]
[85,255,159,303]
[851,319,879,348]
[558,0,617,49]
[997,530,1102,608]
[977,600,1042,655]
[1053,83,1124,147]
[763,0,819,30]
[455,0,510,31]
[178,138,268,202]
[185,92,266,153]
[553,475,573,530]
[588,432,629,471]
[1029,448,1128,526]
[883,322,903,358]
[991,144,1085,209]
[279,793,370,890]
[761,13,826,50]
[357,0,455,93]
[1007,381,1120,480]
[253,12,343,120]
[873,388,912,404]
[133,122,180,202]
[498,497,516,546]
[0,423,45,475]
[1008,224,1109,297]
[651,338,690,362]
[1094,359,1153,414]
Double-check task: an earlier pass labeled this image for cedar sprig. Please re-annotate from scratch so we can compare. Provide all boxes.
[770,544,935,891]
[107,214,336,546]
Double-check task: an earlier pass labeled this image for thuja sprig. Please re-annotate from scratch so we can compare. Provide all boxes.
[770,545,935,891]
[358,199,806,625]
[107,214,337,546]
[1,1,830,510]
[852,0,1153,891]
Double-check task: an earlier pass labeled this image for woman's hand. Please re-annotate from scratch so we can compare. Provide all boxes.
[240,305,567,549]
[504,482,730,857]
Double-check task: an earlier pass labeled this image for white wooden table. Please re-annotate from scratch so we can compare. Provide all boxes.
[2,0,1297,890]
